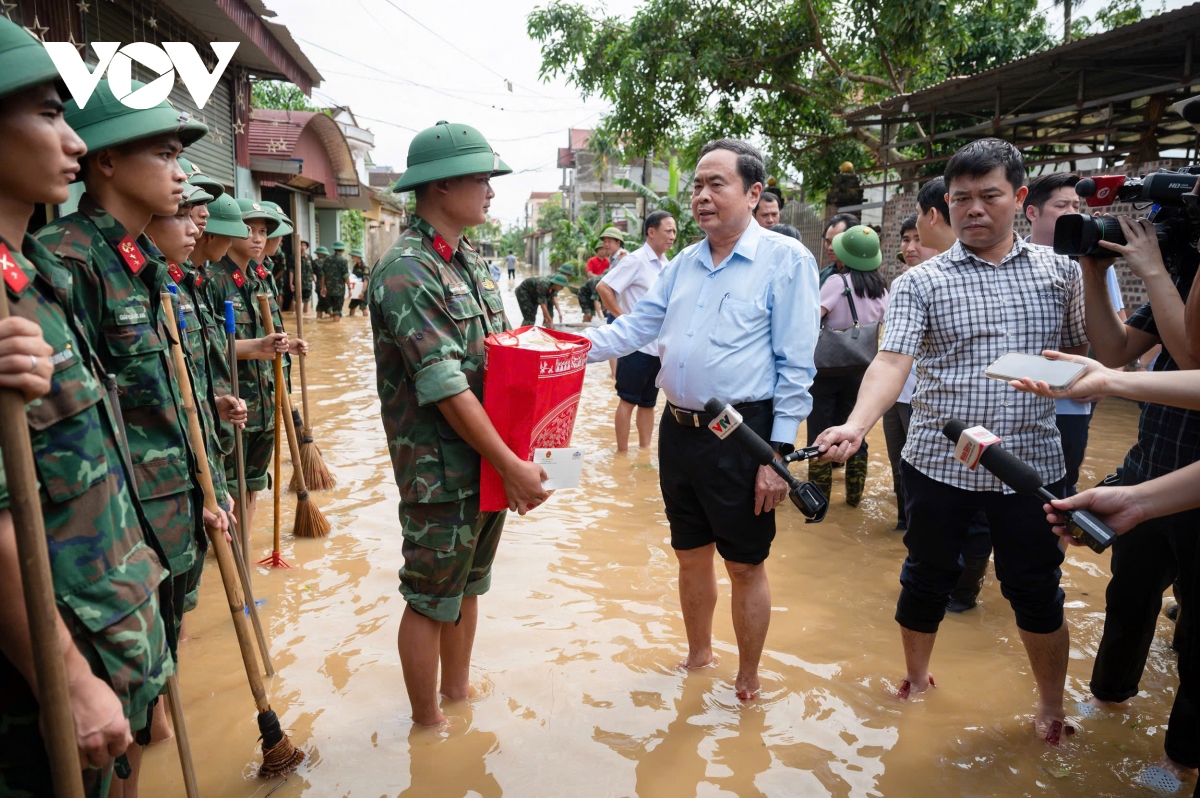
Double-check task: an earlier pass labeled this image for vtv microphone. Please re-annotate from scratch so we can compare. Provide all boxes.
[704,398,828,522]
[942,419,1115,553]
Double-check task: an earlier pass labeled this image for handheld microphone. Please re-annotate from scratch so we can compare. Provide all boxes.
[942,419,1115,553]
[703,398,828,522]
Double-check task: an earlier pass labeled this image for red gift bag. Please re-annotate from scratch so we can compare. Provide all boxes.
[480,326,592,511]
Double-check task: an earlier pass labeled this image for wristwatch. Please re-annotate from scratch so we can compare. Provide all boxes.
[770,442,795,456]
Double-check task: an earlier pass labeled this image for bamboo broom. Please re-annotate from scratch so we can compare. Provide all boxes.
[259,295,329,537]
[0,287,85,798]
[163,291,304,777]
[288,262,334,492]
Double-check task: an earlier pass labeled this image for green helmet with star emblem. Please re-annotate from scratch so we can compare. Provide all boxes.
[178,156,225,200]
[204,193,250,239]
[64,78,207,153]
[235,198,280,235]
[259,200,293,239]
[392,120,511,192]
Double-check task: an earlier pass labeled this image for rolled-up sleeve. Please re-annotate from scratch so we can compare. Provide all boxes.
[1061,260,1087,349]
[583,261,674,362]
[880,271,927,357]
[769,250,820,443]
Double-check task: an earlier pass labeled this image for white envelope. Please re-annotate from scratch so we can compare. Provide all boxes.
[535,448,585,490]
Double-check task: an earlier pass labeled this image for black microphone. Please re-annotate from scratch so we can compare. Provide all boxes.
[942,419,1115,553]
[704,398,828,522]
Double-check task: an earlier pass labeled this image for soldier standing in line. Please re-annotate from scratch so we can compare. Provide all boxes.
[300,240,315,315]
[206,200,301,535]
[31,76,213,792]
[259,201,303,392]
[322,240,351,322]
[371,120,551,728]
[515,272,568,328]
[313,245,330,319]
[0,22,175,795]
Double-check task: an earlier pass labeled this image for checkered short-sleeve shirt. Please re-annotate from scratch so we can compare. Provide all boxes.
[881,237,1086,492]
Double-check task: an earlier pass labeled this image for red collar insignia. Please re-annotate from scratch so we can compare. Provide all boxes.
[431,234,454,263]
[256,264,268,279]
[167,262,184,283]
[195,273,203,287]
[0,243,29,294]
[117,236,146,274]
[232,269,245,288]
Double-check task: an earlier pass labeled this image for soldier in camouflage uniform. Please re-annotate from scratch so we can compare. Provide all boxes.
[300,240,315,314]
[372,120,551,728]
[313,245,330,318]
[515,272,568,328]
[260,200,304,393]
[0,23,173,795]
[322,240,351,321]
[576,274,605,322]
[206,200,299,535]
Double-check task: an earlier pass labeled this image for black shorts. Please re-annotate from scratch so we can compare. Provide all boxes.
[615,351,661,407]
[658,400,775,564]
[348,298,366,310]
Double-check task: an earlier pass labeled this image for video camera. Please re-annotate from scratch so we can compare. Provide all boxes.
[1052,167,1200,281]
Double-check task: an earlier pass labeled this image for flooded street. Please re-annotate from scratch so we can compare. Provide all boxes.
[140,273,1167,798]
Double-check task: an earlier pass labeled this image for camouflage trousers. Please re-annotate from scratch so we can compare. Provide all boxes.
[225,428,275,493]
[325,289,346,317]
[399,496,505,623]
[516,291,542,327]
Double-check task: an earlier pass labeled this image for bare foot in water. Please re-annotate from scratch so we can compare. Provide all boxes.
[735,672,760,701]
[1087,696,1124,711]
[677,651,718,671]
[897,673,934,700]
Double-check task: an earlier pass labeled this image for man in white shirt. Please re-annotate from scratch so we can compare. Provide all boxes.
[598,210,677,451]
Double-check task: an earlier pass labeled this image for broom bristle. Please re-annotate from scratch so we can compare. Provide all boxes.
[291,493,330,538]
[257,709,305,778]
[300,434,336,491]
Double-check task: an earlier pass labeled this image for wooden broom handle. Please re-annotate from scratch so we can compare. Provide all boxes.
[260,294,309,495]
[0,293,85,797]
[162,293,269,712]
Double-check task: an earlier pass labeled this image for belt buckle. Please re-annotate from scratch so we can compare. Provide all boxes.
[693,412,700,428]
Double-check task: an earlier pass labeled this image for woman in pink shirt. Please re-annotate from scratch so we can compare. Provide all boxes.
[808,225,889,507]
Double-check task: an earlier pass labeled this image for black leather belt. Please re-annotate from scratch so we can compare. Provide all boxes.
[666,400,771,428]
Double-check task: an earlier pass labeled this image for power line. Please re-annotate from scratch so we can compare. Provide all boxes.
[319,69,591,113]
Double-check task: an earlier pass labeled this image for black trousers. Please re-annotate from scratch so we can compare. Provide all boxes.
[1090,502,1200,767]
[1055,412,1091,496]
[806,371,866,458]
[882,401,911,498]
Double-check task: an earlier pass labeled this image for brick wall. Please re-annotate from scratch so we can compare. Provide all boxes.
[874,159,1190,312]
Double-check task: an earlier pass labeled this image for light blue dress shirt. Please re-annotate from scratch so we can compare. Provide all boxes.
[583,220,820,444]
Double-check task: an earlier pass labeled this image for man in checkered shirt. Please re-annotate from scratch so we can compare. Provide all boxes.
[816,139,1088,743]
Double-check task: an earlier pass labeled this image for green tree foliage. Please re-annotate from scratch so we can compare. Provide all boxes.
[528,0,1058,191]
[251,80,317,111]
[615,155,701,257]
[341,210,365,251]
[500,224,531,256]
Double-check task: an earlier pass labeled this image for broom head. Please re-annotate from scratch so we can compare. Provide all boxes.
[291,491,330,538]
[299,431,336,492]
[257,708,305,778]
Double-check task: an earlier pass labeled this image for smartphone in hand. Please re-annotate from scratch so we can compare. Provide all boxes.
[984,353,1086,390]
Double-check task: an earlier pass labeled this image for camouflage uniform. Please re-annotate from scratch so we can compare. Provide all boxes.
[206,257,276,492]
[0,235,173,796]
[314,256,328,314]
[515,276,556,326]
[36,195,203,637]
[324,253,350,317]
[577,275,603,316]
[370,214,509,623]
[262,267,293,394]
[300,254,314,304]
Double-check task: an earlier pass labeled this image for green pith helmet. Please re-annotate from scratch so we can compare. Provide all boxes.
[557,263,575,274]
[549,273,568,287]
[204,193,250,239]
[0,16,63,101]
[315,246,329,256]
[180,182,214,206]
[599,226,625,243]
[331,240,346,251]
[235,198,280,235]
[392,120,511,192]
[832,224,882,272]
[351,248,364,258]
[65,79,207,153]
[259,201,293,239]
[178,156,224,200]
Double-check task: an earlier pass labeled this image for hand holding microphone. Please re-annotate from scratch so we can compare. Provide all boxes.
[942,419,1116,552]
[704,399,828,522]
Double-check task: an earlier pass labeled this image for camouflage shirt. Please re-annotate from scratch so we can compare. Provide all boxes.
[260,267,292,394]
[370,214,509,504]
[323,254,349,296]
[205,257,275,432]
[300,254,314,290]
[36,195,201,576]
[516,276,556,305]
[0,234,172,721]
[195,260,236,459]
[167,261,229,506]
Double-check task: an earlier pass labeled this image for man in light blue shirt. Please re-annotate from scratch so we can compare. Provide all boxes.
[583,139,820,701]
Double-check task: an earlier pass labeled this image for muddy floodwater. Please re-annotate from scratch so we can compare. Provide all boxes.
[140,272,1168,797]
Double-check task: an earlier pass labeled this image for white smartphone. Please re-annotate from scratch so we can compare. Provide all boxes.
[984,353,1086,390]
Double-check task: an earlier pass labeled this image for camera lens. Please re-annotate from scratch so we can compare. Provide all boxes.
[1053,214,1127,257]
